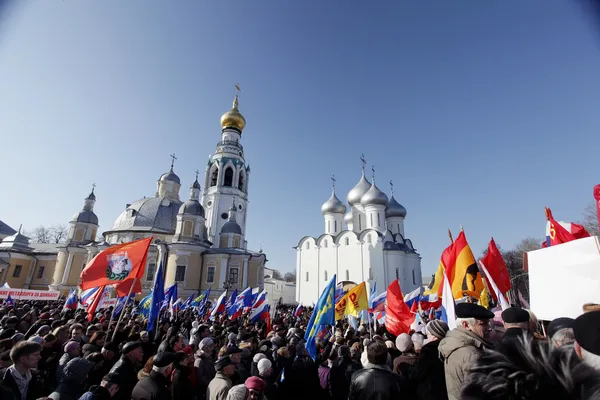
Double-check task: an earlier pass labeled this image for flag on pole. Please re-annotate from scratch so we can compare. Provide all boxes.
[545,207,590,247]
[334,282,369,321]
[385,279,414,335]
[480,238,511,298]
[147,262,165,332]
[5,293,14,307]
[305,275,336,360]
[479,260,510,310]
[80,237,152,296]
[293,304,303,317]
[440,271,456,329]
[447,231,484,300]
[87,285,106,321]
[63,290,78,310]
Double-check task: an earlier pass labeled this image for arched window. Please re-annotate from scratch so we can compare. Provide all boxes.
[327,220,330,232]
[324,271,328,281]
[306,271,309,281]
[345,270,350,281]
[182,221,193,236]
[412,270,416,285]
[367,235,372,244]
[224,167,234,187]
[369,268,373,280]
[210,167,219,187]
[238,172,245,191]
[334,220,337,232]
[377,212,380,227]
[345,238,349,246]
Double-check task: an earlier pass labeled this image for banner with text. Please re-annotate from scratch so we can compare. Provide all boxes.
[0,289,60,301]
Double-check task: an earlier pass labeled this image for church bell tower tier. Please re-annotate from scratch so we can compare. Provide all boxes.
[202,85,250,245]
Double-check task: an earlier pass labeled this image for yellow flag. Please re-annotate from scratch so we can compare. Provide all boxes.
[334,282,369,320]
[478,287,490,309]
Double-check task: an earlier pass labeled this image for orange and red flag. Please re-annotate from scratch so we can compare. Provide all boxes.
[447,231,484,300]
[80,237,152,297]
[385,279,415,336]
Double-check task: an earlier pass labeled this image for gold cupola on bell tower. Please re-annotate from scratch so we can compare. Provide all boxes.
[220,83,246,132]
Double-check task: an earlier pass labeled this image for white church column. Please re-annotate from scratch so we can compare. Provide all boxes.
[219,256,229,290]
[61,253,74,285]
[242,258,248,287]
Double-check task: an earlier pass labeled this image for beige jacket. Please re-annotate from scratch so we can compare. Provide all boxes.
[438,327,491,400]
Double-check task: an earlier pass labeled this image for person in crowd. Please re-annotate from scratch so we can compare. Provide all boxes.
[109,341,143,400]
[393,333,418,377]
[56,340,81,385]
[49,358,95,400]
[244,376,267,400]
[573,310,600,371]
[409,319,449,400]
[83,331,106,357]
[207,356,236,400]
[547,317,576,348]
[79,372,122,400]
[348,341,408,400]
[195,337,216,399]
[500,307,531,343]
[439,302,494,400]
[0,341,42,400]
[131,351,175,400]
[329,345,361,400]
[171,351,194,400]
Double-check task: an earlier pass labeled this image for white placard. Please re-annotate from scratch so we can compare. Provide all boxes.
[0,288,61,301]
[528,236,600,321]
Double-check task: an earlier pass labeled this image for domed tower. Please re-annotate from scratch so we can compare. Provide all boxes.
[202,85,250,245]
[360,167,388,233]
[219,201,244,249]
[156,155,181,201]
[67,186,99,244]
[321,176,346,235]
[346,155,371,233]
[385,181,407,236]
[173,173,206,243]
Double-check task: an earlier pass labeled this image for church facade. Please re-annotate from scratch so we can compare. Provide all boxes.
[0,89,266,299]
[295,163,422,306]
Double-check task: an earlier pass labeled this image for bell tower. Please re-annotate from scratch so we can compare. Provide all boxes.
[201,85,250,246]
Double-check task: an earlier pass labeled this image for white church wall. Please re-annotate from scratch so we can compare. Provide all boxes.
[317,236,336,296]
[361,232,384,294]
[384,251,422,295]
[297,237,318,306]
[336,232,362,284]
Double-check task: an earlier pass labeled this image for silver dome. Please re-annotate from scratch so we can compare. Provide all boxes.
[71,210,99,225]
[179,200,205,217]
[110,196,182,233]
[192,179,201,189]
[385,195,407,218]
[159,168,181,184]
[321,191,347,215]
[344,211,352,225]
[360,182,389,206]
[346,173,371,206]
[221,220,242,235]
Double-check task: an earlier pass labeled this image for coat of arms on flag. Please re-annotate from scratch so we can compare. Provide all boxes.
[106,252,132,280]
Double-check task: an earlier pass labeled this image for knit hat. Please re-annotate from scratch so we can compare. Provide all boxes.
[245,376,266,392]
[64,358,94,382]
[199,337,213,350]
[226,385,248,400]
[257,358,271,375]
[395,333,413,353]
[426,320,449,340]
[64,340,80,353]
[253,353,266,363]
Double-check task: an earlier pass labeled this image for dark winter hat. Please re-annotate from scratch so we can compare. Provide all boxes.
[102,372,123,386]
[214,356,233,371]
[548,317,575,338]
[574,311,600,356]
[65,358,94,382]
[226,346,242,355]
[455,303,494,320]
[501,307,530,324]
[152,351,176,368]
[426,320,449,340]
[121,341,142,354]
[102,341,119,353]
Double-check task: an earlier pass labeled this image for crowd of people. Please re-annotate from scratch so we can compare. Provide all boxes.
[0,297,600,400]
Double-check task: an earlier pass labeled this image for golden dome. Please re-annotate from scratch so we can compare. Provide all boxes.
[220,94,246,132]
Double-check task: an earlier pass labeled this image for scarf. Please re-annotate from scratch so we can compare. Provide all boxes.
[8,365,32,400]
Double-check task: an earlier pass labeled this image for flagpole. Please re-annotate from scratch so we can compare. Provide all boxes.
[448,229,454,244]
[112,277,137,342]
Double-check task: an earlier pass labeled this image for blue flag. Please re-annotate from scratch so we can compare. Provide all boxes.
[304,274,336,360]
[148,262,165,332]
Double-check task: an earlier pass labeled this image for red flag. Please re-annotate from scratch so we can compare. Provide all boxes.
[87,285,106,322]
[80,237,151,297]
[385,279,415,336]
[546,208,590,246]
[480,238,511,297]
[594,185,600,233]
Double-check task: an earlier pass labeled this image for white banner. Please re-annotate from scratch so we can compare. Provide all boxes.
[0,289,60,301]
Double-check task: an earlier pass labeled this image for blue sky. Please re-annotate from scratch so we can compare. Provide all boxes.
[1,1,600,278]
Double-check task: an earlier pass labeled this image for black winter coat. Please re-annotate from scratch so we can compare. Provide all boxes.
[409,340,448,400]
[171,365,194,400]
[132,370,172,400]
[109,356,139,400]
[329,356,361,400]
[0,368,42,400]
[348,365,407,400]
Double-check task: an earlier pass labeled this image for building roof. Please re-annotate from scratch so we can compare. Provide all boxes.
[0,220,16,237]
[108,196,182,234]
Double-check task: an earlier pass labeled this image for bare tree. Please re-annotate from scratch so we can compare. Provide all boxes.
[284,272,296,283]
[580,203,599,237]
[271,269,283,280]
[29,226,52,243]
[50,225,68,243]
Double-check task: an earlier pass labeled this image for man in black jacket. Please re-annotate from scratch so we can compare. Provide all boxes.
[329,345,361,400]
[110,341,143,400]
[132,352,175,400]
[348,341,409,400]
[0,341,42,400]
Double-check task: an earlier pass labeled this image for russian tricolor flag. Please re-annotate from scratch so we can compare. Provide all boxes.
[64,290,78,310]
[249,302,269,324]
[252,290,267,309]
[403,287,422,312]
[209,291,227,320]
[440,271,456,329]
[370,292,386,313]
[419,293,442,311]
[294,304,303,317]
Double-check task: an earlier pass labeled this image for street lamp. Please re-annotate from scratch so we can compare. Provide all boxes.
[222,277,236,291]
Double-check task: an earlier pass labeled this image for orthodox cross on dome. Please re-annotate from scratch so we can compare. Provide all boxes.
[389,180,394,196]
[195,169,200,181]
[170,153,177,169]
[371,165,376,181]
[91,182,96,193]
[233,83,241,108]
[331,174,336,191]
[360,154,366,172]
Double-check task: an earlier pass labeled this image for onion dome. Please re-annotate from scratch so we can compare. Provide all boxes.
[179,200,204,217]
[221,220,242,234]
[344,211,353,225]
[385,195,407,218]
[321,190,346,215]
[192,178,201,189]
[360,182,389,207]
[159,167,180,184]
[347,173,371,206]
[220,93,246,132]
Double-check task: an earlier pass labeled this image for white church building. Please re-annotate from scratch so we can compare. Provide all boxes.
[295,160,422,305]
